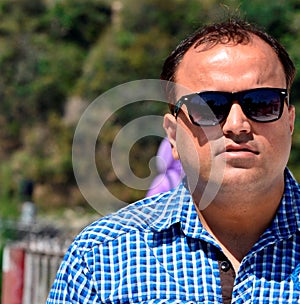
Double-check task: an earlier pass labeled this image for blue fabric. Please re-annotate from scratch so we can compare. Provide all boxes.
[47,168,300,303]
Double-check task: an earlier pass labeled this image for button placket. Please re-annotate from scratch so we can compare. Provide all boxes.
[216,250,236,304]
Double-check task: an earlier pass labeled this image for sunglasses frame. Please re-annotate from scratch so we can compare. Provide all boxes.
[173,87,288,126]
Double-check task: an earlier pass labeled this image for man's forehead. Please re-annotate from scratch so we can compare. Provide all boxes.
[173,35,285,96]
[176,35,281,77]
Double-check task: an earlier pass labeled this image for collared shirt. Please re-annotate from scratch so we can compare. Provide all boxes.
[47,168,300,303]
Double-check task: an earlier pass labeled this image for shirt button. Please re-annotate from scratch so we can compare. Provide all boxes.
[220,261,231,272]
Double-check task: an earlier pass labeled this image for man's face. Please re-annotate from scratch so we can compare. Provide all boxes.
[163,36,295,205]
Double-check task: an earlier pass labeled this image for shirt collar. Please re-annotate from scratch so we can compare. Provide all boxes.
[148,168,300,241]
[254,168,300,247]
[147,177,210,240]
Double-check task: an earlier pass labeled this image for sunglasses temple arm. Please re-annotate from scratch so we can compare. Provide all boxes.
[173,99,184,118]
[286,95,290,106]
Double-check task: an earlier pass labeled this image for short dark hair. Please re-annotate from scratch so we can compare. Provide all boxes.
[161,19,296,104]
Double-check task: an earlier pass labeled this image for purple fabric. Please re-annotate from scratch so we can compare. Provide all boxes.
[146,138,183,196]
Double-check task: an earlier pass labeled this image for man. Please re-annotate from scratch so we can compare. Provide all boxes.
[47,19,300,303]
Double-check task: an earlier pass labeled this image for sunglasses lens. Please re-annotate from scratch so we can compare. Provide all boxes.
[177,88,286,126]
[188,93,229,126]
[241,89,282,122]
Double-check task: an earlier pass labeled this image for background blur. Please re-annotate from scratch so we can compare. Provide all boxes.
[1,0,300,239]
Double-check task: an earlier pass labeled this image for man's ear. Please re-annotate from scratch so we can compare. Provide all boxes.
[163,113,180,160]
[288,105,295,135]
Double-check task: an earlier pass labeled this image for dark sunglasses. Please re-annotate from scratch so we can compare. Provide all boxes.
[173,87,288,126]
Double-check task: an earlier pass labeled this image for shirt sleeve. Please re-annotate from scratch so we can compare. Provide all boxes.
[46,243,100,304]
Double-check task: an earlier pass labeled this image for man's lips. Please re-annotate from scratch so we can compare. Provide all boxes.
[225,145,259,154]
[216,144,259,155]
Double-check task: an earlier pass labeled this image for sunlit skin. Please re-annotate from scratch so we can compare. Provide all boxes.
[163,36,295,271]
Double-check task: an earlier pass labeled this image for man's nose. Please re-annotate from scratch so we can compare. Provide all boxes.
[222,102,251,135]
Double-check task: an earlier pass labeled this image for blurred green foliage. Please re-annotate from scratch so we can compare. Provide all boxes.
[0,0,300,215]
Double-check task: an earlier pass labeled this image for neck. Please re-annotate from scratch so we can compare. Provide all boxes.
[193,176,285,263]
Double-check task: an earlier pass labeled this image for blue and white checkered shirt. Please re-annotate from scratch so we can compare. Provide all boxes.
[47,168,300,303]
